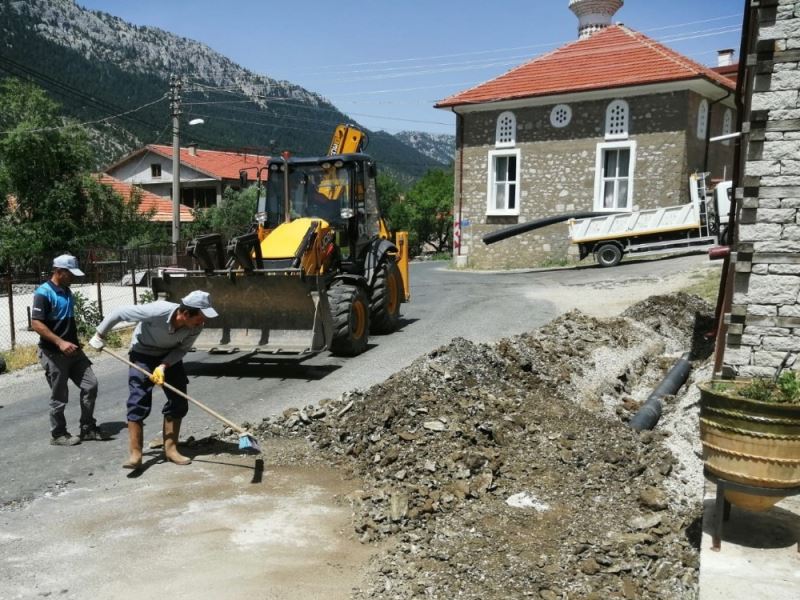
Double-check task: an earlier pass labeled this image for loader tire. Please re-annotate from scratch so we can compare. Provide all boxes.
[370,259,403,334]
[329,282,369,357]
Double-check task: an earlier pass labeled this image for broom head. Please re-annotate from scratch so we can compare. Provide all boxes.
[238,432,261,454]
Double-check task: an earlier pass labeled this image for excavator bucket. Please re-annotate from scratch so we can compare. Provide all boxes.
[152,271,333,355]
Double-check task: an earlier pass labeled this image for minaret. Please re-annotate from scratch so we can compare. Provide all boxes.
[568,0,624,39]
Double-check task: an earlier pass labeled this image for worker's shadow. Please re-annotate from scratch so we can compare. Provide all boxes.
[126,437,257,480]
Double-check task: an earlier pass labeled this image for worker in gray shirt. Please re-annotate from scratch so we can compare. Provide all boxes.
[89,291,218,470]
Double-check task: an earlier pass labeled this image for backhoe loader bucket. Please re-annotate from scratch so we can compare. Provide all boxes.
[152,271,333,355]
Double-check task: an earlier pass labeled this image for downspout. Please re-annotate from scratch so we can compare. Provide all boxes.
[702,90,733,176]
[452,108,464,257]
[712,0,755,377]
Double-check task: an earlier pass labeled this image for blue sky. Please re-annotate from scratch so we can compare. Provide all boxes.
[77,1,744,136]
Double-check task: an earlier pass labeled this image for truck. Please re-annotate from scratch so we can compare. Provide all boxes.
[151,125,410,357]
[569,173,731,267]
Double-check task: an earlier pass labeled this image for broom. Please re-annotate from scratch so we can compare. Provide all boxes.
[101,347,261,453]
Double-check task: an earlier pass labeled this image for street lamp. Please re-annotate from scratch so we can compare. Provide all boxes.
[171,110,204,264]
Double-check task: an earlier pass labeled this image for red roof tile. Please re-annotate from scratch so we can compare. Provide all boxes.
[97,174,194,223]
[436,25,735,108]
[148,145,269,181]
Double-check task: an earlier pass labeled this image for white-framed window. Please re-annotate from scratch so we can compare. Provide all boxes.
[495,111,516,147]
[697,99,709,139]
[487,148,521,215]
[550,104,572,128]
[605,99,629,140]
[722,108,733,145]
[594,141,636,211]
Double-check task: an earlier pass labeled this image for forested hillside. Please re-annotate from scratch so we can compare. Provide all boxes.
[0,0,445,180]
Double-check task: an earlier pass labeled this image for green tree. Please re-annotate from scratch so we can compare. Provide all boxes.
[388,169,453,256]
[0,79,156,267]
[185,185,259,240]
[376,172,404,223]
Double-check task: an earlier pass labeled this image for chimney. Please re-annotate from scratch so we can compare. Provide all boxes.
[569,0,624,39]
[187,143,198,156]
[717,49,735,67]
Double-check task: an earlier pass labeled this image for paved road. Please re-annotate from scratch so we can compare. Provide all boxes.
[0,254,717,505]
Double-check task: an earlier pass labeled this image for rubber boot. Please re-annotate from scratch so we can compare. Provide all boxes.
[123,421,143,470]
[163,417,191,465]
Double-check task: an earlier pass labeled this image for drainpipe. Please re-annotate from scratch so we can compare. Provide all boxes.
[629,353,692,431]
[702,90,733,176]
[452,108,464,257]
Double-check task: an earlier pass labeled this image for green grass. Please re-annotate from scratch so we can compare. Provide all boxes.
[681,269,722,304]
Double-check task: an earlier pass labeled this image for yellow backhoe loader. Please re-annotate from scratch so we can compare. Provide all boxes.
[151,125,410,357]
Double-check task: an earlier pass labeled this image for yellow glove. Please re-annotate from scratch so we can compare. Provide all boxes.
[149,364,166,386]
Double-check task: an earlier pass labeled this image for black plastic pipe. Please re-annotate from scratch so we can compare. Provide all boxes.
[629,352,692,431]
[481,212,610,245]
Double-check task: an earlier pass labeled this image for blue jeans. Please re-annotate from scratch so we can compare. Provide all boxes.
[126,351,189,422]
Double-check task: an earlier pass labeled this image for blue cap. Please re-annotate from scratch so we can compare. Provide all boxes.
[53,254,85,276]
[181,290,218,318]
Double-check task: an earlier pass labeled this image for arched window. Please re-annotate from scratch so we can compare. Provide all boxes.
[722,109,733,145]
[697,99,709,140]
[495,111,516,147]
[605,100,629,140]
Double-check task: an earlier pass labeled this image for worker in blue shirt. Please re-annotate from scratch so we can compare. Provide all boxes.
[31,254,107,446]
[90,291,217,470]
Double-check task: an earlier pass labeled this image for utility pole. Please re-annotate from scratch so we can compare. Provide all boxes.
[170,75,182,265]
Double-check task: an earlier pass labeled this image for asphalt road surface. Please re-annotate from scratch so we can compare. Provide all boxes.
[0,254,718,506]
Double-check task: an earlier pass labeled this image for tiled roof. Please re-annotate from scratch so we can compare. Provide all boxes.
[97,174,194,222]
[148,145,269,181]
[436,25,735,108]
[712,63,739,86]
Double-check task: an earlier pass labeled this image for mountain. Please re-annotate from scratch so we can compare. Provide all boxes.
[394,131,456,166]
[0,0,446,181]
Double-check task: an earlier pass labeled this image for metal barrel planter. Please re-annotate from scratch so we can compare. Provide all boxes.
[698,381,800,511]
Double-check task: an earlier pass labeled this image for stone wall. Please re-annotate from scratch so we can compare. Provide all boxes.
[453,91,735,269]
[724,0,800,378]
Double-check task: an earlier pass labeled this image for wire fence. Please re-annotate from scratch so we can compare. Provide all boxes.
[0,244,189,353]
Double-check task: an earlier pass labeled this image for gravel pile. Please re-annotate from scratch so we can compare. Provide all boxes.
[251,292,714,599]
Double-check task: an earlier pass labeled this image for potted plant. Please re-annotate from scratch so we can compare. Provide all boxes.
[698,370,800,511]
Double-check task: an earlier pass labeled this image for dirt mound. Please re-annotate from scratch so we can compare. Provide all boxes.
[252,293,713,599]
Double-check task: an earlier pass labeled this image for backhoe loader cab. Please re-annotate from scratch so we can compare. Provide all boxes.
[152,149,410,358]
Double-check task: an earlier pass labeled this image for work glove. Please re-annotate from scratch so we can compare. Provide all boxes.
[149,364,166,386]
[88,333,105,350]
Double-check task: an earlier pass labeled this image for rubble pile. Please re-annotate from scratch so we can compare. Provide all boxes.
[253,293,713,599]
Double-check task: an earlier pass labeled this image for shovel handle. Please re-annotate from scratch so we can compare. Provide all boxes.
[100,346,246,434]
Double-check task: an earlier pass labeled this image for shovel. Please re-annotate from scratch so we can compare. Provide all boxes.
[100,347,261,453]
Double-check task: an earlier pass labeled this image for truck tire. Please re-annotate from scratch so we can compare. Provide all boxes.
[370,259,403,334]
[329,282,370,356]
[595,243,623,268]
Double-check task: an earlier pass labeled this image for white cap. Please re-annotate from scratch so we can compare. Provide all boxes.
[53,254,85,276]
[180,290,218,318]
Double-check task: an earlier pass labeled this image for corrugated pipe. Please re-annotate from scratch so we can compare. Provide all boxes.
[629,352,692,431]
[482,212,610,245]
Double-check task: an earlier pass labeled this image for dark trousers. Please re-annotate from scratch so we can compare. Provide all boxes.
[38,347,98,437]
[126,351,189,422]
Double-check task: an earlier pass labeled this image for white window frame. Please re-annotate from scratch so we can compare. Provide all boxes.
[495,111,516,148]
[605,99,629,140]
[697,99,709,140]
[486,148,521,216]
[594,140,636,212]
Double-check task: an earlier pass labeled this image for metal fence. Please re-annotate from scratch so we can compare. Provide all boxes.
[0,244,187,352]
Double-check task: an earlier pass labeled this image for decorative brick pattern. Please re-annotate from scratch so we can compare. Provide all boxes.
[725,0,800,378]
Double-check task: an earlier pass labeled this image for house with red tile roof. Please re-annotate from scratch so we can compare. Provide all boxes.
[96,174,194,223]
[435,1,737,269]
[103,145,269,211]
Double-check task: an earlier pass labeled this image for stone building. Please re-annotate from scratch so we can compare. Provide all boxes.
[723,0,800,379]
[435,0,737,269]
